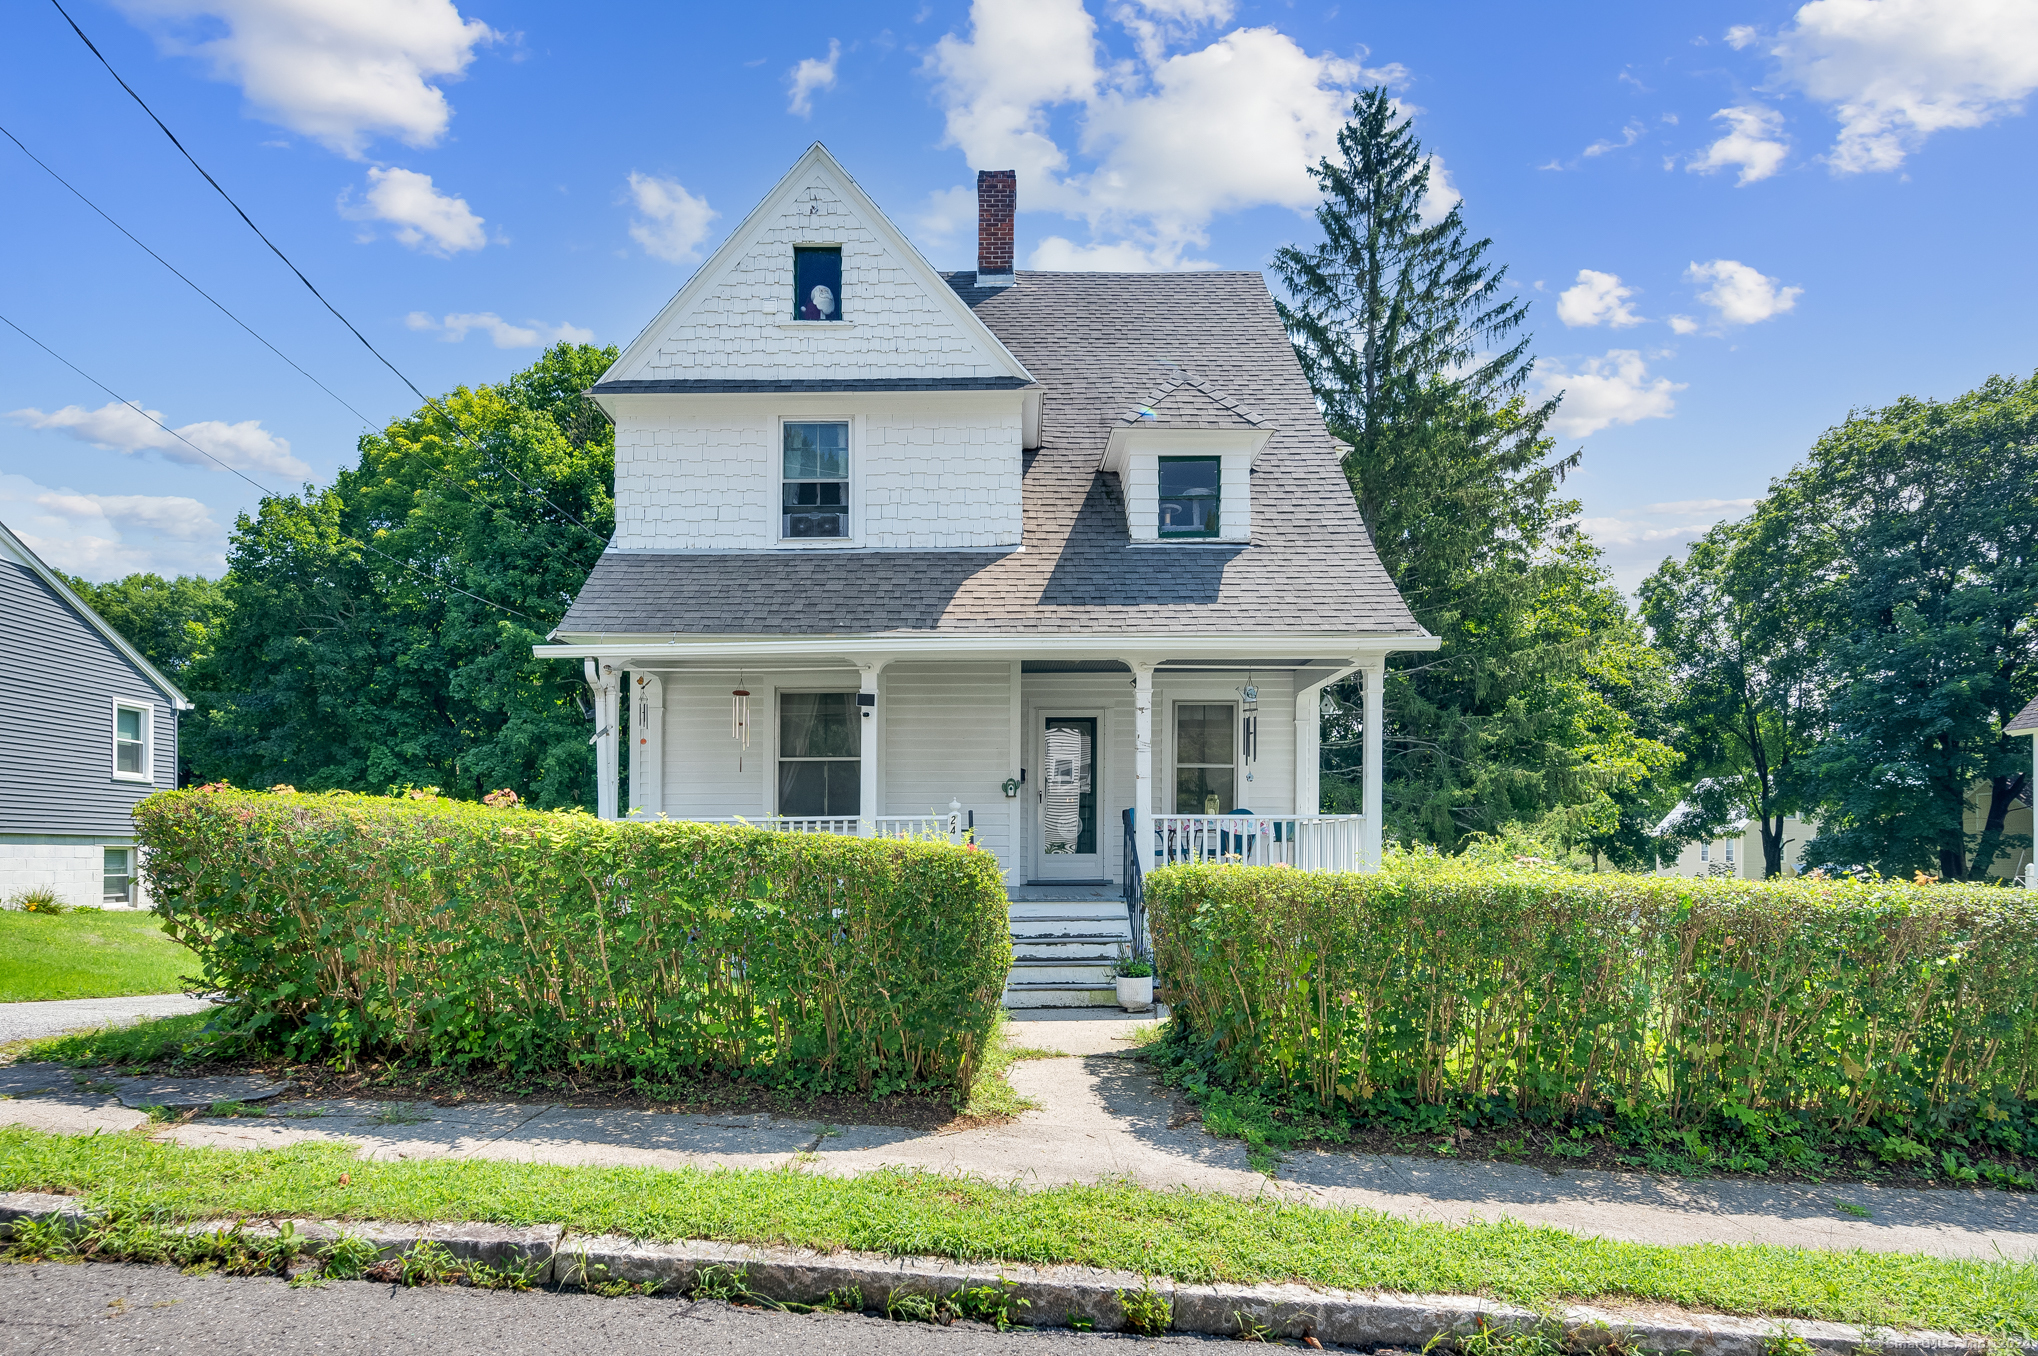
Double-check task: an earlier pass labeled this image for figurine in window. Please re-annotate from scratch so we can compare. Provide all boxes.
[802,283,836,320]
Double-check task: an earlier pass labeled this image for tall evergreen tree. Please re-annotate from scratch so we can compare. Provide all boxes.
[1278,90,1674,855]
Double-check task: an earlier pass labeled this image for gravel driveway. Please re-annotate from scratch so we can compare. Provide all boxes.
[0,995,213,1046]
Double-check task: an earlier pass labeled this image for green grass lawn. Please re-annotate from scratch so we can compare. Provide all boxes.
[0,910,195,1003]
[1,1125,2033,1334]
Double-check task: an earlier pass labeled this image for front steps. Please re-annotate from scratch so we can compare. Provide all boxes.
[1003,884,1129,1008]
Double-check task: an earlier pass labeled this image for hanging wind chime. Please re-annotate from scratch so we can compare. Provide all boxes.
[731,678,751,771]
[1240,673,1259,781]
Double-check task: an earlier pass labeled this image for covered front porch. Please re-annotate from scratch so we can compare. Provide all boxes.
[551,636,1416,888]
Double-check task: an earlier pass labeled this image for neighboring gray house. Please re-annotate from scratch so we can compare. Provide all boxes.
[1,519,188,909]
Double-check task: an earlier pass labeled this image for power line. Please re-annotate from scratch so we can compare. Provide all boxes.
[0,121,380,433]
[0,119,567,538]
[46,0,608,548]
[0,309,543,625]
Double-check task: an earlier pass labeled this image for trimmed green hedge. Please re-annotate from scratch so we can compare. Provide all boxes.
[135,790,1010,1094]
[1146,856,2038,1128]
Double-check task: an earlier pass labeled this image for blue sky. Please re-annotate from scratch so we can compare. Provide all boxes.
[2,0,2033,590]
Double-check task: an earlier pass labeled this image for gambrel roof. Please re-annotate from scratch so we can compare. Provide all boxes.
[557,269,1421,640]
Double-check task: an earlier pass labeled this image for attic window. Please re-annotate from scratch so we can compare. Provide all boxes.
[793,247,842,321]
[1158,456,1221,538]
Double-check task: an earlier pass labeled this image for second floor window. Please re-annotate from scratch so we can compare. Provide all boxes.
[794,246,842,320]
[1159,456,1221,537]
[783,421,849,538]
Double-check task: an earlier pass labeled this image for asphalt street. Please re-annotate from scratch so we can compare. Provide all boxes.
[0,1263,1249,1355]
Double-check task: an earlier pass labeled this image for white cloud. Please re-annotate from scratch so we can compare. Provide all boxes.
[0,471,224,578]
[1584,120,1645,156]
[1686,258,1803,325]
[913,184,980,249]
[1770,0,2038,173]
[787,39,841,118]
[1725,24,1761,49]
[114,0,496,159]
[1556,270,1643,328]
[1533,350,1685,438]
[1029,235,1211,270]
[1417,154,1460,226]
[9,400,309,478]
[625,171,718,264]
[1580,497,1760,592]
[1687,105,1790,184]
[1667,314,1701,335]
[406,312,593,348]
[927,0,1401,268]
[341,167,486,254]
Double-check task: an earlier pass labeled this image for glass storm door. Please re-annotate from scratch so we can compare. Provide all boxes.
[1036,716,1100,879]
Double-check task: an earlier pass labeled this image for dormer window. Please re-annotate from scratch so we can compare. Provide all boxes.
[1158,457,1221,538]
[794,246,842,320]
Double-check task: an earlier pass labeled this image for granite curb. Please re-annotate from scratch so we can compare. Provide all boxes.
[0,1193,2021,1354]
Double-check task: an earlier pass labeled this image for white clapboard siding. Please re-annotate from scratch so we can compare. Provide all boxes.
[881,661,1014,865]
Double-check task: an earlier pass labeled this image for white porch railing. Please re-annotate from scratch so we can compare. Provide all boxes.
[1150,813,1365,871]
[693,814,962,841]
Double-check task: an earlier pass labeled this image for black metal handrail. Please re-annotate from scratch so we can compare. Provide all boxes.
[1122,807,1150,960]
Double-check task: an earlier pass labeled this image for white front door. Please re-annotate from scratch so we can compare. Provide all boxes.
[1035,714,1103,880]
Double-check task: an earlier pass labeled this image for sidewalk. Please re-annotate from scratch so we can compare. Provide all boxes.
[3,1009,2032,1262]
[0,994,212,1046]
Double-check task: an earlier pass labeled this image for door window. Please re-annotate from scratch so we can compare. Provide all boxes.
[1041,718,1097,855]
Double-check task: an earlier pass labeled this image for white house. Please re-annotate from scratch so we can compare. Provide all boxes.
[536,146,1436,1001]
[1,519,188,909]
[2012,694,2038,888]
[1654,815,1818,880]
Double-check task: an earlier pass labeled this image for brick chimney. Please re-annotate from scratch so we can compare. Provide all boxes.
[976,169,1016,288]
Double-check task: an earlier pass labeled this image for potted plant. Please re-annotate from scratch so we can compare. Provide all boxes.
[1114,951,1154,1012]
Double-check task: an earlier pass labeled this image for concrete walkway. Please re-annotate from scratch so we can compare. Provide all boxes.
[2,1009,2033,1262]
[0,994,213,1045]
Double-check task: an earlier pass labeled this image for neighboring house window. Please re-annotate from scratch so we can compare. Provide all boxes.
[1158,457,1221,538]
[1175,703,1237,814]
[793,246,842,320]
[1698,843,1710,863]
[783,421,850,538]
[1724,839,1735,865]
[779,692,859,816]
[103,848,134,905]
[112,701,151,780]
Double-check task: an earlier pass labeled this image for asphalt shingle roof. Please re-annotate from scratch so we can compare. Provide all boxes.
[556,270,1422,639]
[2010,694,2038,735]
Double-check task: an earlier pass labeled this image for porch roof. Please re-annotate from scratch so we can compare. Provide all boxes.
[554,271,1425,644]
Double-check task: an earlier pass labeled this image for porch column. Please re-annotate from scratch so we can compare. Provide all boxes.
[856,659,888,837]
[1294,685,1321,817]
[585,658,621,821]
[1360,659,1385,871]
[629,673,663,819]
[1131,661,1156,872]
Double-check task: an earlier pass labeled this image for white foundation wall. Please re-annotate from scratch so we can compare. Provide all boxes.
[880,662,1016,866]
[608,395,1022,551]
[0,839,144,910]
